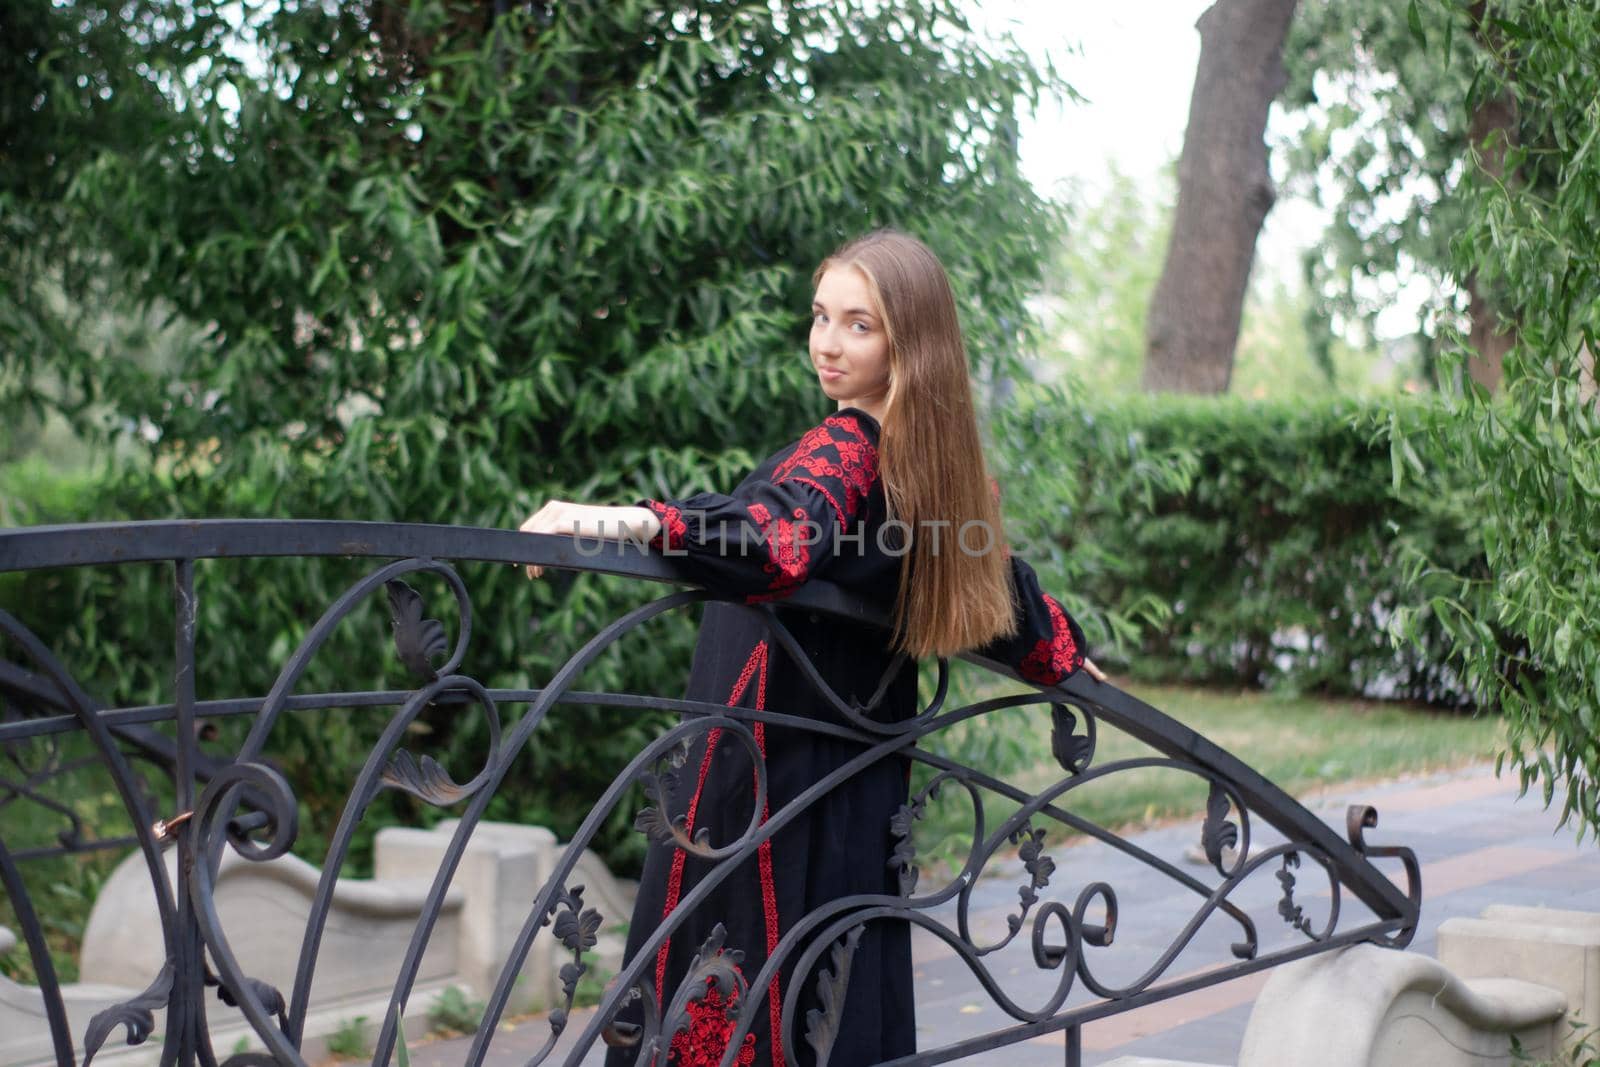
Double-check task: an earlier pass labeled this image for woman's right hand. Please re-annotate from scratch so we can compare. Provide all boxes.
[519,501,662,579]
[519,500,584,580]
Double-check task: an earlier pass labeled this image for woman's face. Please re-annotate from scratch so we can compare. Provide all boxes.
[809,264,892,420]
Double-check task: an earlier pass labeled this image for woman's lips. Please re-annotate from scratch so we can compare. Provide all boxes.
[819,367,845,381]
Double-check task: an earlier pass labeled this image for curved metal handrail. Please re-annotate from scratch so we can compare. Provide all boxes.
[0,520,1421,1067]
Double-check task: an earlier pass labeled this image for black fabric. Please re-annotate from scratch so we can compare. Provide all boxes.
[605,408,1084,1067]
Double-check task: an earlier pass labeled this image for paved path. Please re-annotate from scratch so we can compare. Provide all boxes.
[407,762,1600,1067]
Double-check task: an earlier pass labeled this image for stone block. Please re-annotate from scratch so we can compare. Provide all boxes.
[377,820,558,1013]
[1439,905,1600,1057]
[79,845,463,1003]
[1238,943,1565,1066]
[3,819,635,1067]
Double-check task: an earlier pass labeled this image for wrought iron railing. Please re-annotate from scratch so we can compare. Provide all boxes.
[0,520,1420,1067]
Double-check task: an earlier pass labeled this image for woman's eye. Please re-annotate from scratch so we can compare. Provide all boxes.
[851,321,869,333]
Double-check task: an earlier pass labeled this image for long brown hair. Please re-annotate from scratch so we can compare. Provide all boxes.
[813,229,1017,659]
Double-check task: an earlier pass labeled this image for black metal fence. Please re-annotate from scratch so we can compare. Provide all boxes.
[0,520,1419,1067]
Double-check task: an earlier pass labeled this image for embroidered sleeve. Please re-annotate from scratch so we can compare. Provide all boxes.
[636,413,880,604]
[975,555,1088,686]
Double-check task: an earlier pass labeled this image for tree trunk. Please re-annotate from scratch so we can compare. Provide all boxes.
[1466,272,1514,391]
[1142,0,1298,394]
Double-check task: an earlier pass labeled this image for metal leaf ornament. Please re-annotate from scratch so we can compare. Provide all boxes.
[1007,823,1056,934]
[386,579,447,682]
[552,891,603,955]
[212,970,290,1031]
[887,800,923,896]
[548,887,605,1036]
[634,765,714,856]
[82,962,174,1065]
[1201,782,1239,873]
[381,748,470,805]
[1050,704,1092,774]
[804,927,865,1067]
[888,775,943,898]
[1276,852,1314,937]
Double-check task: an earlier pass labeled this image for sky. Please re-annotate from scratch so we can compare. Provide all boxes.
[973,1,1353,323]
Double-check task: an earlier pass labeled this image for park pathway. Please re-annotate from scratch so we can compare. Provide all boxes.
[404,761,1600,1067]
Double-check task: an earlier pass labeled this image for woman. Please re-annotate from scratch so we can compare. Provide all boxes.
[521,229,1102,1067]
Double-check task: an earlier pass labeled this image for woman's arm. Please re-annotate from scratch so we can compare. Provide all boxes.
[974,554,1108,685]
[519,500,662,579]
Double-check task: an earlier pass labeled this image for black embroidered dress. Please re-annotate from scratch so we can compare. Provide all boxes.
[609,408,1086,1067]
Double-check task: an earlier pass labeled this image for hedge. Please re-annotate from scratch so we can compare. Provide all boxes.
[994,391,1485,705]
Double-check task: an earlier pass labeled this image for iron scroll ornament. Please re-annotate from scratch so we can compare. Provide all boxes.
[0,520,1421,1067]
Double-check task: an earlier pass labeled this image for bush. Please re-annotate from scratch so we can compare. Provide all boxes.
[1,0,1070,880]
[995,390,1487,705]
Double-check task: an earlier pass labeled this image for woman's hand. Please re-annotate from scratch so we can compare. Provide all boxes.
[1082,657,1108,683]
[520,500,575,579]
[519,500,662,579]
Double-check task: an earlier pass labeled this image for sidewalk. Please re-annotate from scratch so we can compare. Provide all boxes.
[407,761,1600,1067]
[979,761,1600,1066]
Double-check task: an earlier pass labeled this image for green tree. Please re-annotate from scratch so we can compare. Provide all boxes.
[1278,0,1520,389]
[0,0,1071,867]
[1393,0,1600,838]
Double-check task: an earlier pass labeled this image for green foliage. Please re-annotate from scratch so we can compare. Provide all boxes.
[995,391,1484,702]
[1510,1015,1600,1066]
[426,983,484,1036]
[1278,0,1485,370]
[0,458,104,525]
[325,1016,371,1060]
[0,0,1070,873]
[394,1005,412,1067]
[571,963,614,1009]
[1389,0,1600,839]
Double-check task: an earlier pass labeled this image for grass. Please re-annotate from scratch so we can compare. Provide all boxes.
[911,670,1507,864]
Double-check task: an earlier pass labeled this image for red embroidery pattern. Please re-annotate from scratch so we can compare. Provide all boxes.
[782,475,846,531]
[771,414,879,525]
[655,726,722,1006]
[654,642,783,1067]
[1019,595,1082,685]
[655,642,770,1008]
[646,501,688,551]
[770,422,836,481]
[669,972,758,1067]
[750,654,784,1067]
[741,503,813,603]
[764,508,812,593]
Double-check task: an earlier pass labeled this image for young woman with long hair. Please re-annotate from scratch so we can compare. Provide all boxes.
[521,229,1101,1067]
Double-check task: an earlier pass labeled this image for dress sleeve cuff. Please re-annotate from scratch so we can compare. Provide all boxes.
[637,499,688,551]
[1017,593,1086,685]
